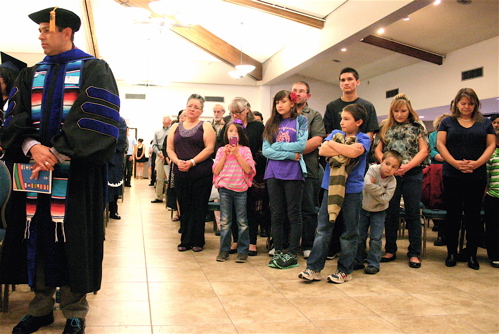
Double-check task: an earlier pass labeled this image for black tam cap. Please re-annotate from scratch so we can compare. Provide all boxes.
[28,7,81,32]
[0,52,27,75]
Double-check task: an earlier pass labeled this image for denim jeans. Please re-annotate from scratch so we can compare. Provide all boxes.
[266,178,304,255]
[301,176,321,250]
[218,187,249,254]
[307,191,362,274]
[355,209,386,268]
[384,168,423,258]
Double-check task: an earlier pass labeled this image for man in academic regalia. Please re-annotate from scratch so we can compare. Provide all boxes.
[0,7,120,334]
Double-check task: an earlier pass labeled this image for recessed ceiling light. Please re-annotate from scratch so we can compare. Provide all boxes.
[341,48,347,52]
[403,17,410,21]
[377,28,385,34]
[434,0,441,5]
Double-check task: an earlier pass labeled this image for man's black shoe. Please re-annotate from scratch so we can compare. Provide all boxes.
[151,199,163,203]
[12,312,54,334]
[62,318,85,334]
[109,213,121,220]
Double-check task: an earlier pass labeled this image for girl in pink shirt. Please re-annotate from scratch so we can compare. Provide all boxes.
[213,122,256,263]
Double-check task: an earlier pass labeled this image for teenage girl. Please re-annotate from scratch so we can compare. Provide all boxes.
[375,93,429,268]
[263,90,308,269]
[213,122,256,263]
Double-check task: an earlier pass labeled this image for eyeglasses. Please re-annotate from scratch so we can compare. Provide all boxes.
[187,104,202,111]
[230,108,245,115]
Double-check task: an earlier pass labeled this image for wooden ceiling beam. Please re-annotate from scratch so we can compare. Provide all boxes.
[362,35,444,65]
[223,0,324,29]
[83,0,99,57]
[171,24,262,80]
[113,0,262,80]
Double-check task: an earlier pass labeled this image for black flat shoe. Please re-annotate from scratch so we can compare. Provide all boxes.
[409,260,422,268]
[445,254,457,267]
[109,213,121,220]
[62,318,85,334]
[177,246,190,252]
[229,249,237,254]
[13,312,54,334]
[434,237,445,246]
[468,256,480,270]
[248,250,258,256]
[380,254,396,262]
[192,246,203,252]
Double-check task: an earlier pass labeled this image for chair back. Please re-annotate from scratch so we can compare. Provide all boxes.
[0,161,12,229]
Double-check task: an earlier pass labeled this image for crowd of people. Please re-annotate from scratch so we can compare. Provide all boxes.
[0,6,498,334]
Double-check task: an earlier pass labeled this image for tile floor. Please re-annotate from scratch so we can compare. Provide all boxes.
[2,178,498,334]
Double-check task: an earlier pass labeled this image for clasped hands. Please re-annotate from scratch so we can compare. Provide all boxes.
[456,159,476,173]
[30,144,58,180]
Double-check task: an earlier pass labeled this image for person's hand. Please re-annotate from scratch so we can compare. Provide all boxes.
[230,144,240,157]
[395,164,410,176]
[370,177,376,184]
[460,159,476,173]
[294,153,301,161]
[158,152,164,160]
[128,155,133,161]
[30,144,57,176]
[455,159,474,173]
[177,160,192,172]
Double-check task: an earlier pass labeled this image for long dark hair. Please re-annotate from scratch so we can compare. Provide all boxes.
[223,121,250,147]
[263,90,298,143]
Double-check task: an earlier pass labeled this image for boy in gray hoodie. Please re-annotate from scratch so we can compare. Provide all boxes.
[355,150,402,274]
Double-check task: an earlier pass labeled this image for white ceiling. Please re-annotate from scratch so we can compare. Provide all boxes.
[0,0,498,87]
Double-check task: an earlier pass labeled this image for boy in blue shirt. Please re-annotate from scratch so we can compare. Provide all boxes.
[299,104,370,283]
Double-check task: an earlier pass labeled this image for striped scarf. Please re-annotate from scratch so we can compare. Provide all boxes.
[326,133,359,223]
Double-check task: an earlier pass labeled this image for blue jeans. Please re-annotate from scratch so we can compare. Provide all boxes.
[218,187,249,254]
[384,168,423,258]
[266,178,304,255]
[355,209,386,268]
[307,191,362,274]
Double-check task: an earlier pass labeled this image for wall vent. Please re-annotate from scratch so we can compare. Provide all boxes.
[125,93,146,100]
[205,96,224,103]
[462,67,483,81]
[386,88,399,99]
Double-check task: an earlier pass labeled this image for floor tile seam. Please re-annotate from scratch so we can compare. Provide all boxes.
[136,193,155,333]
[382,314,489,334]
[406,290,494,310]
[449,313,494,333]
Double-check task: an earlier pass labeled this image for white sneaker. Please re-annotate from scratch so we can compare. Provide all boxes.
[326,252,339,260]
[327,270,352,284]
[303,250,311,259]
[298,269,322,281]
[268,248,275,256]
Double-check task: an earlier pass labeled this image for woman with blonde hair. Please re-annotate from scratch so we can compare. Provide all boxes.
[375,93,429,268]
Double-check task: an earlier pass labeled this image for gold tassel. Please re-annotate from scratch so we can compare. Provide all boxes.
[49,6,58,32]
